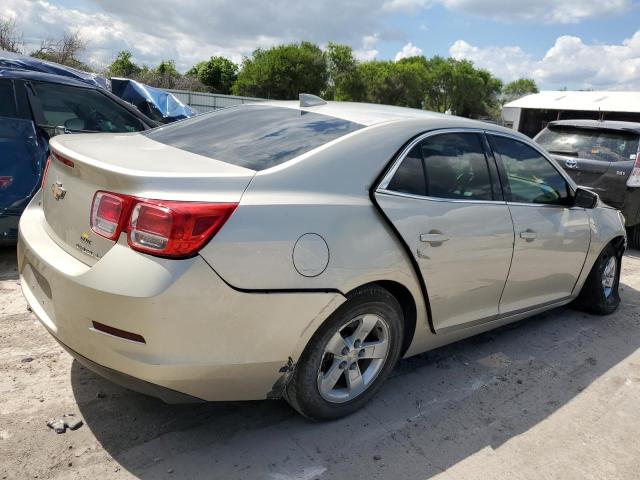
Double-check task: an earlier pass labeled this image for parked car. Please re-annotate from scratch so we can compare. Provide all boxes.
[0,68,157,245]
[535,120,640,247]
[18,98,625,420]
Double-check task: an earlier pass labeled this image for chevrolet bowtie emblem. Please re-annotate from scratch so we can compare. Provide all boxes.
[51,181,67,201]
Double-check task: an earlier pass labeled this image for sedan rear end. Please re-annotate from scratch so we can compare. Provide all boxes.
[18,104,363,402]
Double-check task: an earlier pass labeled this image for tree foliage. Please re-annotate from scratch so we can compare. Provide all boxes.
[187,56,238,94]
[233,41,328,99]
[30,31,89,70]
[503,78,539,101]
[0,17,23,53]
[325,42,363,101]
[108,50,141,77]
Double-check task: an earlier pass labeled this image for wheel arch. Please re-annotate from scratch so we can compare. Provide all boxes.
[344,280,417,357]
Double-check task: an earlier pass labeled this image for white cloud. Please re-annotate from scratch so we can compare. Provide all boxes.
[385,0,631,23]
[2,0,394,70]
[354,35,379,61]
[395,42,423,61]
[450,32,640,90]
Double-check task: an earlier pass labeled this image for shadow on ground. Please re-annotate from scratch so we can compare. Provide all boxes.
[68,270,640,479]
[0,247,18,280]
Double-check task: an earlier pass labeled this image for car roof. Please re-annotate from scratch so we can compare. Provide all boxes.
[548,119,640,134]
[0,67,101,89]
[252,100,520,135]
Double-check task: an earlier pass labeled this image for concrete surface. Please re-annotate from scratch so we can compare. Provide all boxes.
[1,245,640,479]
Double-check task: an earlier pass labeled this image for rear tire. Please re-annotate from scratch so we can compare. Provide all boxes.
[284,285,404,421]
[626,225,640,250]
[573,243,621,315]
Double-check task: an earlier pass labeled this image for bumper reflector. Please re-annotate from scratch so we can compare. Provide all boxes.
[92,321,146,344]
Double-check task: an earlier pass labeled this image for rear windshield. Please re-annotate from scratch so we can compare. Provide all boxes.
[144,105,364,171]
[536,126,640,163]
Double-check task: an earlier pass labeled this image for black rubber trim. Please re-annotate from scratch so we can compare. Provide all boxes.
[199,255,344,295]
[55,338,205,404]
[368,131,437,334]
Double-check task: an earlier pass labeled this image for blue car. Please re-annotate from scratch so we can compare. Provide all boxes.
[0,68,158,245]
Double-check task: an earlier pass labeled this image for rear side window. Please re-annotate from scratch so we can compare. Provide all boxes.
[386,145,426,196]
[386,133,494,201]
[536,126,640,163]
[144,105,364,171]
[31,82,145,133]
[420,133,493,201]
[491,135,571,206]
[0,79,18,118]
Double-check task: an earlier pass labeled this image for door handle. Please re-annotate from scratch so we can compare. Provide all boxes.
[519,229,538,241]
[420,232,449,244]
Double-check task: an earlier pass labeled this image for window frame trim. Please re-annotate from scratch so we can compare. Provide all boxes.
[377,128,505,204]
[486,131,579,209]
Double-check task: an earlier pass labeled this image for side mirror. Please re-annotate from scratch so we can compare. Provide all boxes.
[574,187,598,209]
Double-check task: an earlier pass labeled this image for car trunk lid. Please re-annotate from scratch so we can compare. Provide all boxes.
[43,132,255,265]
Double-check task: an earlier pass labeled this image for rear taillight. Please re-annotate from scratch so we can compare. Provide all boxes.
[90,191,237,258]
[41,156,51,189]
[627,147,640,187]
[91,192,133,240]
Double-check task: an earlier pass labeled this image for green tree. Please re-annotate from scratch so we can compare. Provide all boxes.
[232,41,328,99]
[356,58,427,108]
[108,50,141,77]
[325,42,363,101]
[155,60,179,77]
[187,56,238,94]
[503,78,539,101]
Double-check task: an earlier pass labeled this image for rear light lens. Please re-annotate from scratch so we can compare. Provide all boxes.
[627,146,640,187]
[90,191,237,258]
[91,192,132,240]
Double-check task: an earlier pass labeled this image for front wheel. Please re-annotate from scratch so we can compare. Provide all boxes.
[573,243,621,315]
[284,285,404,421]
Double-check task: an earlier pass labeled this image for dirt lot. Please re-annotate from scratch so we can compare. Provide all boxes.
[2,246,640,480]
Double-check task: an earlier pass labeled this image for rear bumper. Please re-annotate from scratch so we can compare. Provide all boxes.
[18,195,345,401]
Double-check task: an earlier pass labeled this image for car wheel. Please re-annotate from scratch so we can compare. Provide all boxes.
[626,225,640,250]
[284,285,404,421]
[574,243,621,315]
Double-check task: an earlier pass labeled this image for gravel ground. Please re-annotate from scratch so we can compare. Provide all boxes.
[2,245,640,480]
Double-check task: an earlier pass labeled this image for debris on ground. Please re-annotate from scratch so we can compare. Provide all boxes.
[46,414,83,434]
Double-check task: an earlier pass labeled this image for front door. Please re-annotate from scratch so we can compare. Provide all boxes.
[376,131,514,333]
[488,134,591,314]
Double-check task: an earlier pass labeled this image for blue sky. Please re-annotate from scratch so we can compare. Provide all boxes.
[3,0,640,90]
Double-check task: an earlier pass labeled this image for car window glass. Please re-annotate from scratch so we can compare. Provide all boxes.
[31,82,144,133]
[386,145,426,196]
[420,133,493,200]
[0,80,18,119]
[536,126,640,163]
[144,105,363,171]
[491,135,570,206]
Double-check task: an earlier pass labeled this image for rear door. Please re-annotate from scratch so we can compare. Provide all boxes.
[375,130,514,333]
[488,134,591,313]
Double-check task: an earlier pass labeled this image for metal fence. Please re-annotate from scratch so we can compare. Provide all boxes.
[165,89,266,113]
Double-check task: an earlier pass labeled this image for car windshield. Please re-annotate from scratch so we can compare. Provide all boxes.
[536,126,640,163]
[143,104,364,171]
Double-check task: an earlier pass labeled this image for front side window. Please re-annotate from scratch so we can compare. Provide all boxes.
[536,126,640,163]
[491,135,571,206]
[32,82,145,133]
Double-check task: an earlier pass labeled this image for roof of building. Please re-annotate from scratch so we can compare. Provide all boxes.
[504,91,640,113]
